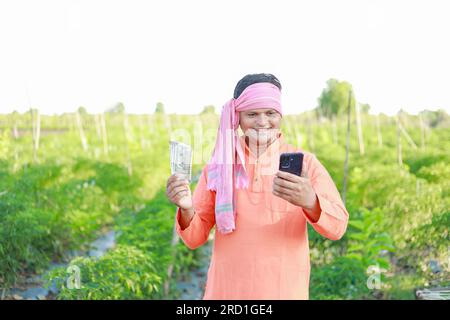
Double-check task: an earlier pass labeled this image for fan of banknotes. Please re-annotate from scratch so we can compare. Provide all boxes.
[169,140,192,182]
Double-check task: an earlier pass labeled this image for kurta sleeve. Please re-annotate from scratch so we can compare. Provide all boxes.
[175,166,216,249]
[302,154,349,241]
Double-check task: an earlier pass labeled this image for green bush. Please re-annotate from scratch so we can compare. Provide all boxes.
[46,245,162,299]
[310,256,370,300]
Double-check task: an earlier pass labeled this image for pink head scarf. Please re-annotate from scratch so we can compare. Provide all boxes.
[206,82,282,234]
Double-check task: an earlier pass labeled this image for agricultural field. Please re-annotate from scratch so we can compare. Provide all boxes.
[0,107,448,300]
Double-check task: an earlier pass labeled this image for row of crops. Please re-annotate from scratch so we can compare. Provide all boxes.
[0,112,210,299]
[0,109,448,299]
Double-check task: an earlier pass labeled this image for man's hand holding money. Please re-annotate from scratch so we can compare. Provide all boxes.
[166,174,193,210]
[167,141,194,229]
[166,174,195,229]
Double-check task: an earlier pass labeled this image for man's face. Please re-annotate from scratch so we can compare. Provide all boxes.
[239,108,282,147]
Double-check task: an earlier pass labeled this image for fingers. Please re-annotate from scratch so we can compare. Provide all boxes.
[272,182,292,196]
[273,176,297,191]
[276,170,302,182]
[168,178,189,190]
[167,173,188,185]
[167,174,178,184]
[276,162,309,182]
[272,189,290,201]
[167,185,189,199]
[166,174,189,191]
[166,174,190,203]
[173,190,189,201]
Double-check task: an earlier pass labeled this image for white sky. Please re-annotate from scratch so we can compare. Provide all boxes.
[0,0,449,115]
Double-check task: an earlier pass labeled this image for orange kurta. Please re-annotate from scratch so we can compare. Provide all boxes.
[175,133,349,299]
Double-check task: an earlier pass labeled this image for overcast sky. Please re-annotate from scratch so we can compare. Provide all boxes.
[0,0,449,115]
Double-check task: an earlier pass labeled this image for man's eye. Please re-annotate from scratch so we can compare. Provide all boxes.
[247,113,256,117]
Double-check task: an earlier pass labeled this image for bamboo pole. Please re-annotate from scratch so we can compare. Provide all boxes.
[355,102,365,155]
[376,113,383,147]
[419,113,426,149]
[31,108,40,162]
[123,111,133,176]
[148,114,154,144]
[10,113,19,139]
[75,110,88,152]
[13,123,19,139]
[332,116,338,145]
[164,114,172,134]
[295,117,303,149]
[397,112,403,166]
[342,90,352,205]
[100,113,109,156]
[148,114,154,133]
[307,113,315,152]
[31,109,36,145]
[94,114,102,143]
[138,116,146,151]
[399,121,418,150]
[164,209,181,298]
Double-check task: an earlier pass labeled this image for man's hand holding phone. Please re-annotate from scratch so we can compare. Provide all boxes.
[273,153,321,221]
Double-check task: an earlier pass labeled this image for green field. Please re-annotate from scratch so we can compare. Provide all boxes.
[0,108,448,300]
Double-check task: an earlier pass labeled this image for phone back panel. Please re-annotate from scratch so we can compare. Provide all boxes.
[279,152,304,176]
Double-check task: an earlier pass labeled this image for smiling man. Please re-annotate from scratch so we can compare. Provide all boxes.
[166,73,349,299]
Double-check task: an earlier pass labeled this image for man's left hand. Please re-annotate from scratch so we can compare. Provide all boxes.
[272,166,318,210]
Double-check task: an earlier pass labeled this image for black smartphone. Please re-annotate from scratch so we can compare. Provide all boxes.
[279,152,304,176]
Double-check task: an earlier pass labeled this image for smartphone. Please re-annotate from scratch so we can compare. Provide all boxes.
[279,152,304,176]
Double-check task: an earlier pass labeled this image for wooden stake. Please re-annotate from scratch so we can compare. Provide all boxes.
[419,113,426,149]
[31,108,40,162]
[138,116,146,151]
[100,113,109,156]
[164,114,172,134]
[9,113,19,139]
[397,112,403,166]
[355,102,365,155]
[75,110,88,152]
[94,114,102,143]
[148,114,154,134]
[376,113,383,147]
[332,116,338,145]
[164,210,181,298]
[399,121,418,150]
[307,113,315,152]
[342,90,352,205]
[123,112,133,176]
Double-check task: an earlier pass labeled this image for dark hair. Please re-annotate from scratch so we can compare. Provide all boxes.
[233,73,282,99]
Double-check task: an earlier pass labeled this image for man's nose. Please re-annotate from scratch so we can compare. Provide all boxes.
[256,114,269,127]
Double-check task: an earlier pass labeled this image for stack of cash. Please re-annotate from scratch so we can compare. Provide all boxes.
[169,140,192,182]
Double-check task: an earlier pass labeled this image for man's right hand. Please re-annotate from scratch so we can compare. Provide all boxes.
[166,174,193,210]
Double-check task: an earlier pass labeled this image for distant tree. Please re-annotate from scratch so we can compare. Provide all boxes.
[9,111,20,122]
[106,102,125,114]
[26,108,39,115]
[77,106,88,115]
[155,102,165,114]
[317,79,356,119]
[200,105,216,115]
[359,103,371,114]
[419,109,449,127]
